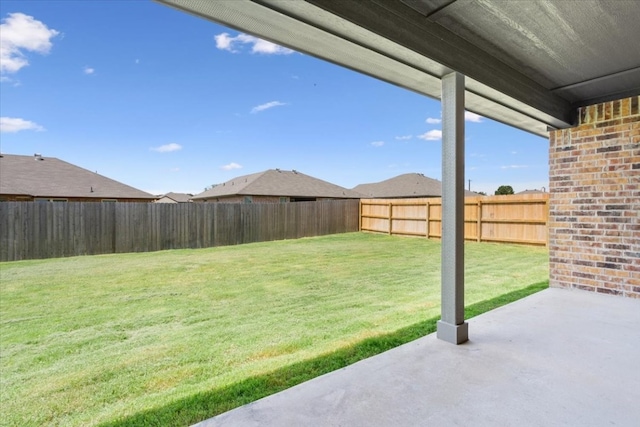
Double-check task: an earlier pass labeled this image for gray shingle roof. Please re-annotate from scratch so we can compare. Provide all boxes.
[0,154,155,199]
[192,169,362,200]
[353,173,477,198]
[159,192,193,202]
[516,189,545,195]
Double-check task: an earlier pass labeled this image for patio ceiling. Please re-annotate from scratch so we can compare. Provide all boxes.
[156,0,640,138]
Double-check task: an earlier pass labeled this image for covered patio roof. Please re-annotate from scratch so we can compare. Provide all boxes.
[156,0,640,137]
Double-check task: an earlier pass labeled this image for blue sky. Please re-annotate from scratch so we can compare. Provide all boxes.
[0,0,549,196]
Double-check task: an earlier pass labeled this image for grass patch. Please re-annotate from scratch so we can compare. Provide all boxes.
[99,281,548,427]
[0,233,548,426]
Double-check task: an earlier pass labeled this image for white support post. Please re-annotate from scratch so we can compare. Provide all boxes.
[437,72,469,344]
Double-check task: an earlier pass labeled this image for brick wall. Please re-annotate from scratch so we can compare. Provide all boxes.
[549,96,640,298]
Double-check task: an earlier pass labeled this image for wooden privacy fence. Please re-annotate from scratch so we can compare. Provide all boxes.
[0,199,360,261]
[360,193,549,246]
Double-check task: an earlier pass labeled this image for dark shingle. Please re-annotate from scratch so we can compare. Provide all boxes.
[0,154,155,200]
[192,169,362,200]
[353,173,477,198]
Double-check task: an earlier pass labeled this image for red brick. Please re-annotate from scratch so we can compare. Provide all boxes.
[549,97,639,298]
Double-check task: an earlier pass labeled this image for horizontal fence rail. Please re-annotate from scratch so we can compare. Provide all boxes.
[0,200,360,262]
[360,194,549,246]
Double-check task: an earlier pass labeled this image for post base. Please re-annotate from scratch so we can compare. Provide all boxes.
[437,320,469,344]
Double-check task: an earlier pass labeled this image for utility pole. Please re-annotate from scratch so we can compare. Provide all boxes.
[468,179,471,192]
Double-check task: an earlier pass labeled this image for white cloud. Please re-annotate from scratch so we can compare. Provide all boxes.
[501,165,529,169]
[214,33,234,51]
[150,143,182,153]
[83,66,94,75]
[251,101,286,114]
[371,141,384,147]
[465,111,483,122]
[221,162,242,170]
[418,130,442,141]
[0,13,59,74]
[251,38,292,54]
[0,116,44,133]
[395,135,412,140]
[0,75,20,86]
[425,112,482,124]
[214,32,294,55]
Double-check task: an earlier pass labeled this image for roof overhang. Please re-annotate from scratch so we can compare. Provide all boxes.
[156,0,640,138]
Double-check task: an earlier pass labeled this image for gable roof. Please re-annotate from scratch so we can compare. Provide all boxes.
[516,189,546,195]
[353,173,476,198]
[0,154,155,200]
[158,192,193,202]
[192,169,362,200]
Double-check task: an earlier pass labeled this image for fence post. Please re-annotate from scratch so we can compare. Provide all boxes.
[388,201,393,235]
[477,200,482,242]
[426,200,430,239]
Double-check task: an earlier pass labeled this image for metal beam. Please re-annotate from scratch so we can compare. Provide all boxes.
[437,72,468,345]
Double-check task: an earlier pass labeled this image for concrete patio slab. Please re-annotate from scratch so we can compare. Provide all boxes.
[194,288,640,427]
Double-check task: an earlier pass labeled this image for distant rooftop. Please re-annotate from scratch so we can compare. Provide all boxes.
[0,154,155,200]
[158,192,193,202]
[354,173,476,198]
[192,169,363,200]
[516,189,546,195]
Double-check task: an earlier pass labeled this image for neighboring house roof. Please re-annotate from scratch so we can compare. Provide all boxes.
[353,173,477,198]
[157,192,193,202]
[516,189,545,195]
[192,169,362,200]
[0,154,155,200]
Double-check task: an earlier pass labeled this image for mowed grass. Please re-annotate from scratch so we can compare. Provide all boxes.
[0,232,548,426]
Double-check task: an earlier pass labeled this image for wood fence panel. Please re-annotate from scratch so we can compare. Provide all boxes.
[319,202,332,236]
[190,204,203,249]
[295,202,313,238]
[335,200,358,234]
[49,203,61,258]
[360,194,548,246]
[18,202,30,260]
[0,199,361,261]
[213,203,236,247]
[285,202,301,240]
[360,201,390,235]
[0,203,9,261]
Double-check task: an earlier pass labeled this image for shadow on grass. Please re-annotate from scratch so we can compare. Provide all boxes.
[100,281,548,427]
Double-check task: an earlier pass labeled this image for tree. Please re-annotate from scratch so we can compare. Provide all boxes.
[477,191,487,196]
[494,185,514,195]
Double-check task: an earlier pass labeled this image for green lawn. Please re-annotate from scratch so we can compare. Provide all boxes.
[0,232,548,427]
